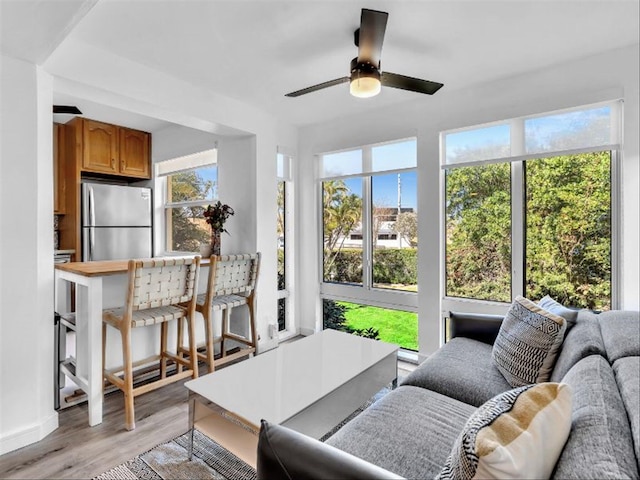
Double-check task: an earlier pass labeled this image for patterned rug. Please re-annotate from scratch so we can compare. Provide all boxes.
[94,385,391,480]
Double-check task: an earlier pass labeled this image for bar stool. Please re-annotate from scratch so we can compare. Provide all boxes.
[192,253,261,372]
[102,256,200,431]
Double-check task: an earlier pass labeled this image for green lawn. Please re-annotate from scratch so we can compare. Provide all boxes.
[339,301,418,351]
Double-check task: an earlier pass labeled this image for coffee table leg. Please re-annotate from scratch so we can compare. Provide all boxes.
[188,396,195,460]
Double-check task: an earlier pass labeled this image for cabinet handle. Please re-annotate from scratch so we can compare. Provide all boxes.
[121,159,125,170]
[111,158,115,169]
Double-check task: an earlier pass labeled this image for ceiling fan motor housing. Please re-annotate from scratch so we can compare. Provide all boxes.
[350,57,381,97]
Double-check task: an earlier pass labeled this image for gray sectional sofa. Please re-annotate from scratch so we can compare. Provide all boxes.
[257,309,640,479]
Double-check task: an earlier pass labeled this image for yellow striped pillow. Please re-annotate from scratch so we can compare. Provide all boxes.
[438,383,572,480]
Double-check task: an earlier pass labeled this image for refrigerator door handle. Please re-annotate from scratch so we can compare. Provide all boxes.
[88,187,95,261]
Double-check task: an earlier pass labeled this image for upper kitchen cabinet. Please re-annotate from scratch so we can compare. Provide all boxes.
[82,119,119,175]
[53,123,65,214]
[119,127,150,178]
[78,118,151,179]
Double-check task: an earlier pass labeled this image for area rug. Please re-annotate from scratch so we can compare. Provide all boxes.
[94,385,392,480]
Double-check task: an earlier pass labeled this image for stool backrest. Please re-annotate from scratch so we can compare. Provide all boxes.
[206,253,261,301]
[126,256,200,311]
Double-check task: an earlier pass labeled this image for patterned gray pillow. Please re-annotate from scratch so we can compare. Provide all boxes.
[492,296,566,387]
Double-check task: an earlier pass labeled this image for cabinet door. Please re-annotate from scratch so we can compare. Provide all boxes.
[119,128,150,179]
[82,120,118,174]
[53,123,63,213]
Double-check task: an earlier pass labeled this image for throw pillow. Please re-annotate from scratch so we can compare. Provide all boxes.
[538,295,579,331]
[437,382,572,480]
[492,296,566,387]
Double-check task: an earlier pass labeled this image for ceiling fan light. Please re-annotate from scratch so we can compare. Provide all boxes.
[350,76,381,98]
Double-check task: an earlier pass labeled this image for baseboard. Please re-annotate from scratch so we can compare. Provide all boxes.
[0,411,58,456]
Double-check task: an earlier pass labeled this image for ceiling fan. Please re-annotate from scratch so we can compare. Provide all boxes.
[53,105,82,114]
[285,8,444,99]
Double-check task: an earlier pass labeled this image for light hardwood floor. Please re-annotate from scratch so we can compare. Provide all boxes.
[0,350,415,479]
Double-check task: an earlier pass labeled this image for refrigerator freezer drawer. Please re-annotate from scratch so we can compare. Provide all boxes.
[82,183,152,227]
[83,227,152,261]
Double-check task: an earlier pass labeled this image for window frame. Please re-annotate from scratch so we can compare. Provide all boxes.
[277,149,297,342]
[440,103,621,317]
[156,148,218,255]
[317,138,419,314]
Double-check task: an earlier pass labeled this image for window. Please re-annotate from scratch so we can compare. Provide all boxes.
[319,138,419,351]
[277,150,294,337]
[157,148,218,253]
[442,101,620,312]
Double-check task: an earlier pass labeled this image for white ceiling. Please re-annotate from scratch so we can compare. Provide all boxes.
[2,0,639,130]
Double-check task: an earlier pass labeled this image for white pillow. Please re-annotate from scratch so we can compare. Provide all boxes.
[437,382,573,480]
[492,295,566,387]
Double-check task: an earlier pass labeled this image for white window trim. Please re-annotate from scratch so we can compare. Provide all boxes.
[317,139,419,314]
[441,148,620,317]
[156,148,218,255]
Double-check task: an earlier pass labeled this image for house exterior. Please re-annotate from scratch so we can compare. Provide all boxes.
[1,1,638,458]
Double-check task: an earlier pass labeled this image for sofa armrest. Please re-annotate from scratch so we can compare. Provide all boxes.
[449,311,504,345]
[257,420,404,480]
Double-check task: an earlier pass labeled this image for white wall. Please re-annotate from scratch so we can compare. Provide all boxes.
[0,38,298,453]
[297,44,640,357]
[0,55,58,454]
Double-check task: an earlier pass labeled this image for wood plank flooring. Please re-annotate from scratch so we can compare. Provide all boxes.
[0,353,415,479]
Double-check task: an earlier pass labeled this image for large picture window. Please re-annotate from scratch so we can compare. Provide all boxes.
[319,138,419,351]
[441,101,619,312]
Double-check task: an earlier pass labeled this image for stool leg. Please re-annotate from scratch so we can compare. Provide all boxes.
[247,296,257,354]
[121,327,135,431]
[187,314,199,379]
[160,322,168,379]
[176,317,184,374]
[203,311,215,373]
[221,308,229,358]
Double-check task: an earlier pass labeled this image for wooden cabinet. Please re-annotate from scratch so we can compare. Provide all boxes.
[119,127,150,178]
[80,119,151,179]
[82,120,119,175]
[57,117,152,258]
[54,123,65,214]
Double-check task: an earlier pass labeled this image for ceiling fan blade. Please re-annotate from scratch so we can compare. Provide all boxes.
[357,9,388,66]
[285,77,350,97]
[53,105,82,114]
[381,72,444,95]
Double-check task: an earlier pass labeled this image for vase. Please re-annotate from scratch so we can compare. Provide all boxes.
[199,242,212,258]
[211,231,221,256]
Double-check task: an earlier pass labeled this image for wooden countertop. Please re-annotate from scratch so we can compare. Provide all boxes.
[55,257,210,277]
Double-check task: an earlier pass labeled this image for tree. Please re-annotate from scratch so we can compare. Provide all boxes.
[322,180,363,280]
[168,171,215,252]
[394,211,418,247]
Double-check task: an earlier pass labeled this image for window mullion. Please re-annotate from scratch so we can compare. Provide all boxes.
[512,161,524,300]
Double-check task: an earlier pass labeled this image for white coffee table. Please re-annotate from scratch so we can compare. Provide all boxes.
[184,329,399,468]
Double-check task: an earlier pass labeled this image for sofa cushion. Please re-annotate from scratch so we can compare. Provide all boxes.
[550,310,606,382]
[538,295,579,331]
[438,383,572,480]
[598,310,640,363]
[553,355,639,479]
[492,296,566,387]
[400,337,512,407]
[326,385,475,480]
[613,357,640,465]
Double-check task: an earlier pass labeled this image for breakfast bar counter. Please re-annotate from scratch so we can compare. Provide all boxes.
[55,257,210,426]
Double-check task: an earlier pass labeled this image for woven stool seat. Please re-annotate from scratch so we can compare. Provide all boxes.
[102,256,201,431]
[196,293,248,311]
[104,305,187,328]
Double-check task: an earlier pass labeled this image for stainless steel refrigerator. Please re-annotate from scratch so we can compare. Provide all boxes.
[82,182,153,261]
